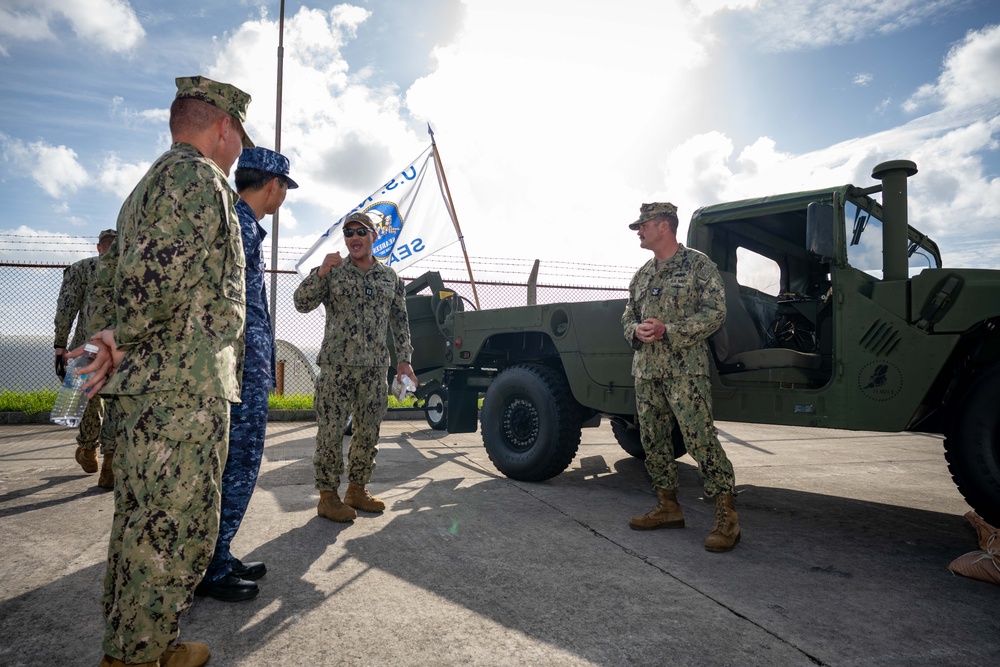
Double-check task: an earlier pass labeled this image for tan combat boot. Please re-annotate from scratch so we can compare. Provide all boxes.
[159,641,211,667]
[704,493,741,552]
[97,454,115,489]
[75,446,98,473]
[317,489,357,522]
[628,488,685,530]
[344,482,386,513]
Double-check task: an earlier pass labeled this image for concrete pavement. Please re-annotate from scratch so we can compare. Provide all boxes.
[0,418,997,666]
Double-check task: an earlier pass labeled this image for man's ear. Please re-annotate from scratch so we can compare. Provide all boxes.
[266,176,283,200]
[212,115,231,150]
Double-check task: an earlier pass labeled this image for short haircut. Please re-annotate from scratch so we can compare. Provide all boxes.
[659,212,679,234]
[234,168,281,193]
[169,97,229,136]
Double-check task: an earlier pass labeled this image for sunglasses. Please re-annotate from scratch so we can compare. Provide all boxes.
[343,227,371,238]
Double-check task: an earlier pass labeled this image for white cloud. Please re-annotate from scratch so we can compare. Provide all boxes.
[204,5,422,212]
[853,72,873,87]
[903,23,1000,113]
[0,7,53,51]
[97,155,150,199]
[110,96,169,126]
[691,0,761,18]
[725,0,974,52]
[1,134,89,199]
[647,107,1000,267]
[403,1,713,265]
[0,0,144,54]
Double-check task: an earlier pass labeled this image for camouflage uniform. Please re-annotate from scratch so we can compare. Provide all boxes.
[91,76,250,664]
[622,244,736,497]
[55,255,98,351]
[53,255,106,452]
[86,241,123,470]
[293,259,412,491]
[203,196,275,583]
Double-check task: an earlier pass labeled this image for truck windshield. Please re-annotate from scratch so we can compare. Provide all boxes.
[846,201,883,279]
[845,201,942,278]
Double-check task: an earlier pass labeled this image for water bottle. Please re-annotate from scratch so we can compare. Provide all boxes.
[392,374,416,402]
[50,343,99,428]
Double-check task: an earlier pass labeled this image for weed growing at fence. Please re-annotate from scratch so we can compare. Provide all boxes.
[0,390,419,414]
[0,389,58,414]
[267,393,314,410]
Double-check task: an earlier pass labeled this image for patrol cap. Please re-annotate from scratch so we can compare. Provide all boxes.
[629,202,678,230]
[98,229,117,242]
[174,75,254,148]
[344,211,376,233]
[237,147,298,189]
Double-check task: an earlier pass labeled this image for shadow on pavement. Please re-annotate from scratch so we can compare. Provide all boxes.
[2,425,996,666]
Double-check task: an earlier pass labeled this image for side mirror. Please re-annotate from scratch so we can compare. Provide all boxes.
[806,202,835,262]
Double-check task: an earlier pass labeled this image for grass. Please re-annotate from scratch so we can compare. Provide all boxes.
[0,388,58,415]
[267,393,314,411]
[269,393,419,410]
[0,389,420,414]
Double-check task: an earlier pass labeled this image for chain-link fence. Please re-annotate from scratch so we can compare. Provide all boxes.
[1,260,629,396]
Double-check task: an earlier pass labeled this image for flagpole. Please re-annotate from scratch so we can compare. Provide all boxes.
[428,124,480,310]
[269,0,286,347]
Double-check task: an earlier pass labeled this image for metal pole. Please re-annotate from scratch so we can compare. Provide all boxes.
[428,124,480,309]
[268,0,286,346]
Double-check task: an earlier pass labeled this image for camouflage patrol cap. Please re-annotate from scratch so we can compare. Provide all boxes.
[98,229,117,242]
[175,75,254,148]
[629,202,678,230]
[237,147,298,188]
[344,211,376,233]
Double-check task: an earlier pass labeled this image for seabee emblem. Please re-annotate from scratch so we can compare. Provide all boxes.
[363,202,404,263]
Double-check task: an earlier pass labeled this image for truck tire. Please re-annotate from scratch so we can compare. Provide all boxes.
[424,388,448,431]
[944,364,1000,526]
[480,364,582,481]
[610,418,688,461]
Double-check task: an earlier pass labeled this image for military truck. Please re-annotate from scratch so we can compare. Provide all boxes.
[406,160,1000,525]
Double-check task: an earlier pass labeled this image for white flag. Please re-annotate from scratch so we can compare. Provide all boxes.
[296,145,460,277]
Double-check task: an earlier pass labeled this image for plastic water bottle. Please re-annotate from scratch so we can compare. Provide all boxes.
[50,343,99,427]
[392,374,416,402]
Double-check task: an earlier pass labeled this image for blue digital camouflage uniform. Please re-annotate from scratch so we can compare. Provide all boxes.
[53,255,106,452]
[91,77,249,663]
[622,244,736,497]
[203,196,275,583]
[293,259,412,491]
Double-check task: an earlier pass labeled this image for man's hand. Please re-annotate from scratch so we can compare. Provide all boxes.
[317,252,343,277]
[54,347,67,380]
[635,318,666,343]
[70,330,125,395]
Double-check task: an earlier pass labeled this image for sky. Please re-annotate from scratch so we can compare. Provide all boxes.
[1,0,999,286]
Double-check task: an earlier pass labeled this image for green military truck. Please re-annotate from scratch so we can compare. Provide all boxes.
[405,159,1000,525]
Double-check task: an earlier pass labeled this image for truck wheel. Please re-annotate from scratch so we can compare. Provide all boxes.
[480,364,582,481]
[610,418,687,461]
[424,389,448,431]
[944,365,1000,526]
[611,418,645,459]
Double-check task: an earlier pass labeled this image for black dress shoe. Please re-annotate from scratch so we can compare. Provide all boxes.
[194,574,259,602]
[231,558,267,581]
